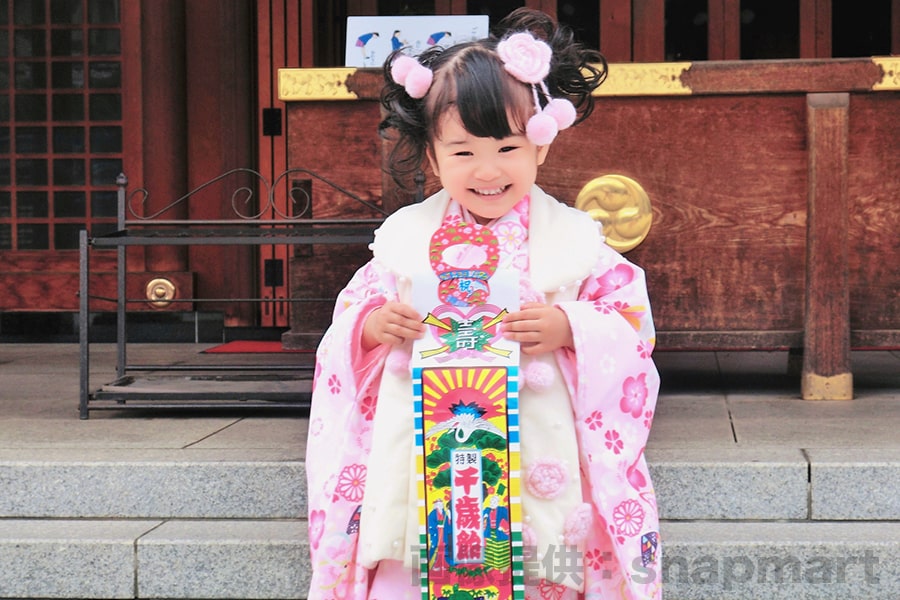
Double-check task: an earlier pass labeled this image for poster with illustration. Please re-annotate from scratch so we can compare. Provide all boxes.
[345,15,489,67]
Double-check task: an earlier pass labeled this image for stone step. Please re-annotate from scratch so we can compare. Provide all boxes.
[0,519,897,599]
[0,449,305,519]
[660,521,900,600]
[1,448,897,521]
[0,519,308,600]
[649,447,900,521]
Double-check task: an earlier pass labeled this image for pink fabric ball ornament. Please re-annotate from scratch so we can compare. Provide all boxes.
[404,66,433,99]
[526,111,559,146]
[385,348,410,376]
[390,55,416,81]
[544,98,577,130]
[521,523,537,549]
[390,55,433,99]
[523,360,555,392]
[563,502,594,545]
[525,459,569,499]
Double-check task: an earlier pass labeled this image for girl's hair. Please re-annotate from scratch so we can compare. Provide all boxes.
[379,8,608,190]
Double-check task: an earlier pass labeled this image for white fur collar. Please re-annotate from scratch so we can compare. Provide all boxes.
[372,185,602,292]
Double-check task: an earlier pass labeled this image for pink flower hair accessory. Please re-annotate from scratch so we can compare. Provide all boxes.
[497,32,552,83]
[391,54,433,99]
[497,31,577,145]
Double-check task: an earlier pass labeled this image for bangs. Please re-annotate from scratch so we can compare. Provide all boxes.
[427,45,534,140]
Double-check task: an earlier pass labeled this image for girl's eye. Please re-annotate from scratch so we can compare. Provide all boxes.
[499,146,518,153]
[453,151,473,157]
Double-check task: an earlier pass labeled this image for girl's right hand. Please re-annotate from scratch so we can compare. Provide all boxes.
[362,300,426,351]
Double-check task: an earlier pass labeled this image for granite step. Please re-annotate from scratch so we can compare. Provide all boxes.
[0,450,896,598]
[1,519,897,599]
[660,521,900,600]
[650,447,900,521]
[0,519,308,600]
[0,449,305,519]
[1,447,897,521]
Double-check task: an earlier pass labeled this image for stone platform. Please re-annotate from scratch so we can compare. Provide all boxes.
[0,343,897,599]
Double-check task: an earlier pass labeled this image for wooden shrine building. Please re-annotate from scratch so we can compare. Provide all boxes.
[1,0,898,400]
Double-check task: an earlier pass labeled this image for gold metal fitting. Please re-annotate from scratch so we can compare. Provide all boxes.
[575,174,653,253]
[146,277,176,308]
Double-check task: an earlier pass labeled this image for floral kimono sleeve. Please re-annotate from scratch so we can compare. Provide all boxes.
[305,258,400,600]
[555,245,663,600]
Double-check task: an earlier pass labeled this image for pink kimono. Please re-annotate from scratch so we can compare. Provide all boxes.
[306,186,662,600]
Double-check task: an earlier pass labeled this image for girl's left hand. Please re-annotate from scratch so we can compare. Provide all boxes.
[501,302,574,355]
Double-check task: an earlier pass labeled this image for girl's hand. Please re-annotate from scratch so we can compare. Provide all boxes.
[502,302,574,355]
[362,301,425,351]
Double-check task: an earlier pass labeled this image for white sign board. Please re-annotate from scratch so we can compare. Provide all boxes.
[345,15,489,68]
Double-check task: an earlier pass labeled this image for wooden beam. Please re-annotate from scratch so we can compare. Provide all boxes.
[632,0,665,61]
[802,92,851,399]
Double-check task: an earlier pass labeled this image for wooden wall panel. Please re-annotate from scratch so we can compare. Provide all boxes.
[284,100,385,346]
[847,92,900,332]
[285,103,384,216]
[538,94,809,333]
[279,58,899,373]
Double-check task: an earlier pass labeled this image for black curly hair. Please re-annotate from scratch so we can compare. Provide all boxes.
[379,8,607,191]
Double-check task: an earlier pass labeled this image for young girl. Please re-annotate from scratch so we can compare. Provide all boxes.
[307,8,661,600]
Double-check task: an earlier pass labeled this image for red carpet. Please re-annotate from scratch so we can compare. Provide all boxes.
[202,340,311,354]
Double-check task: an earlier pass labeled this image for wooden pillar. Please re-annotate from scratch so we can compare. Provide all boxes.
[525,0,557,20]
[435,0,467,14]
[184,0,255,326]
[800,0,832,58]
[803,93,852,400]
[601,0,633,62]
[708,0,740,60]
[347,0,377,15]
[893,0,900,55]
[141,0,188,272]
[632,0,665,61]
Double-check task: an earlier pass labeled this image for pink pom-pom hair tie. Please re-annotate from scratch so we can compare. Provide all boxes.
[391,54,433,99]
[496,32,577,146]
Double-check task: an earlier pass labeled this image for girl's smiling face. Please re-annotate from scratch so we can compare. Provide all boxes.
[427,108,550,225]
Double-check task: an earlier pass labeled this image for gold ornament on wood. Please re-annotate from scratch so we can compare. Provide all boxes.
[575,174,653,252]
